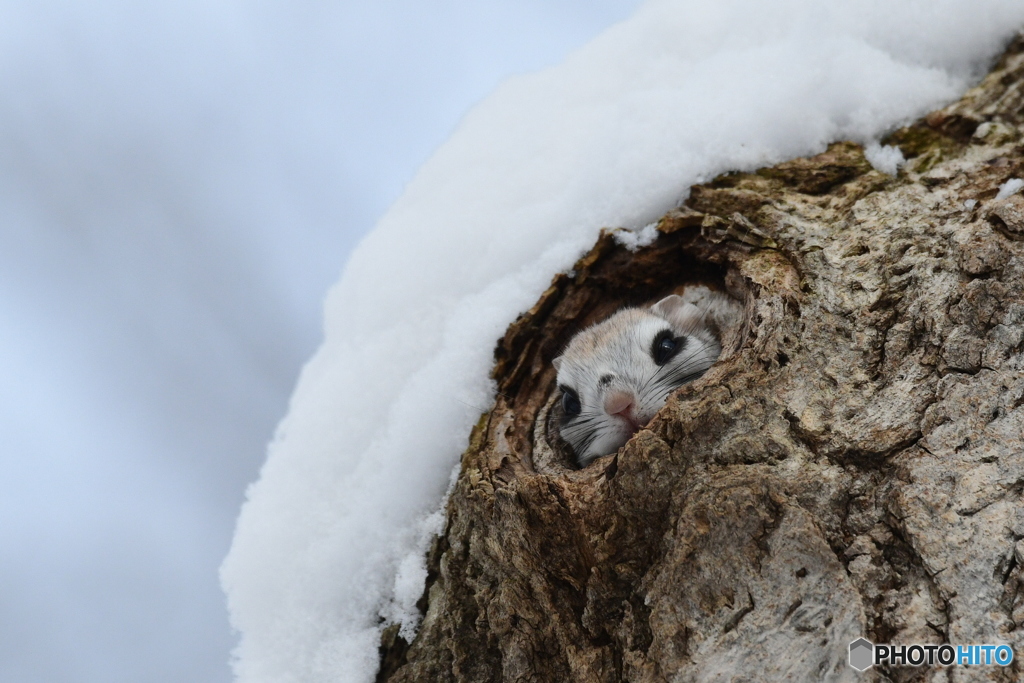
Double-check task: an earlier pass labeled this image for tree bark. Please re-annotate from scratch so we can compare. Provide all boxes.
[380,36,1024,682]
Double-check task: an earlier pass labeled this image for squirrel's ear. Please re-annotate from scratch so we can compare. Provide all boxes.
[651,294,685,319]
[651,294,703,332]
[552,356,563,373]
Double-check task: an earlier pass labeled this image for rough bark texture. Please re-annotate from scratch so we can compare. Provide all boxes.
[380,37,1024,682]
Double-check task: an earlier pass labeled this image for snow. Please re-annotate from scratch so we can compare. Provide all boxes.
[220,2,1024,682]
[864,142,907,176]
[996,177,1024,200]
[614,222,660,252]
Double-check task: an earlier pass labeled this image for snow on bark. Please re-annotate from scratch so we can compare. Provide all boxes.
[382,37,1024,683]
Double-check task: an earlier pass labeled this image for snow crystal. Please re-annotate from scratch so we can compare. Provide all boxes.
[996,177,1024,200]
[865,142,906,176]
[614,222,660,252]
[221,3,1024,683]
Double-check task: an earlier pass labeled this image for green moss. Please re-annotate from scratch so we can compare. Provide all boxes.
[883,124,961,161]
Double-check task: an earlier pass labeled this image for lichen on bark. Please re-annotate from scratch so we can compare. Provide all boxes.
[380,36,1024,683]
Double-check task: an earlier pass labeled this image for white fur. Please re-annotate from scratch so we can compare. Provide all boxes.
[553,286,740,465]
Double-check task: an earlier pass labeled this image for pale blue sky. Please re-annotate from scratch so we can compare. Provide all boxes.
[0,2,643,681]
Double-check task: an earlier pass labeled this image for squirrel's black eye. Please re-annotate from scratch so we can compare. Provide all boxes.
[651,330,682,366]
[560,386,581,417]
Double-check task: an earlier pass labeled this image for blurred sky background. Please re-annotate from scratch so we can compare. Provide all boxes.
[0,1,645,681]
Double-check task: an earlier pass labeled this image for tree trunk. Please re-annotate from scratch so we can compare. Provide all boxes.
[380,36,1024,683]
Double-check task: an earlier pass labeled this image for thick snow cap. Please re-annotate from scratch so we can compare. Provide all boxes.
[221,1,1024,682]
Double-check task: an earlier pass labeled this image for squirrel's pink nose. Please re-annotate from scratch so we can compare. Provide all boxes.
[604,391,635,417]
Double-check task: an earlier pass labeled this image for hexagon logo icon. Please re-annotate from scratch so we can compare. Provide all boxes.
[849,638,874,671]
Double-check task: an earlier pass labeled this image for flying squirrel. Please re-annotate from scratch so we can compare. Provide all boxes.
[552,285,743,466]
